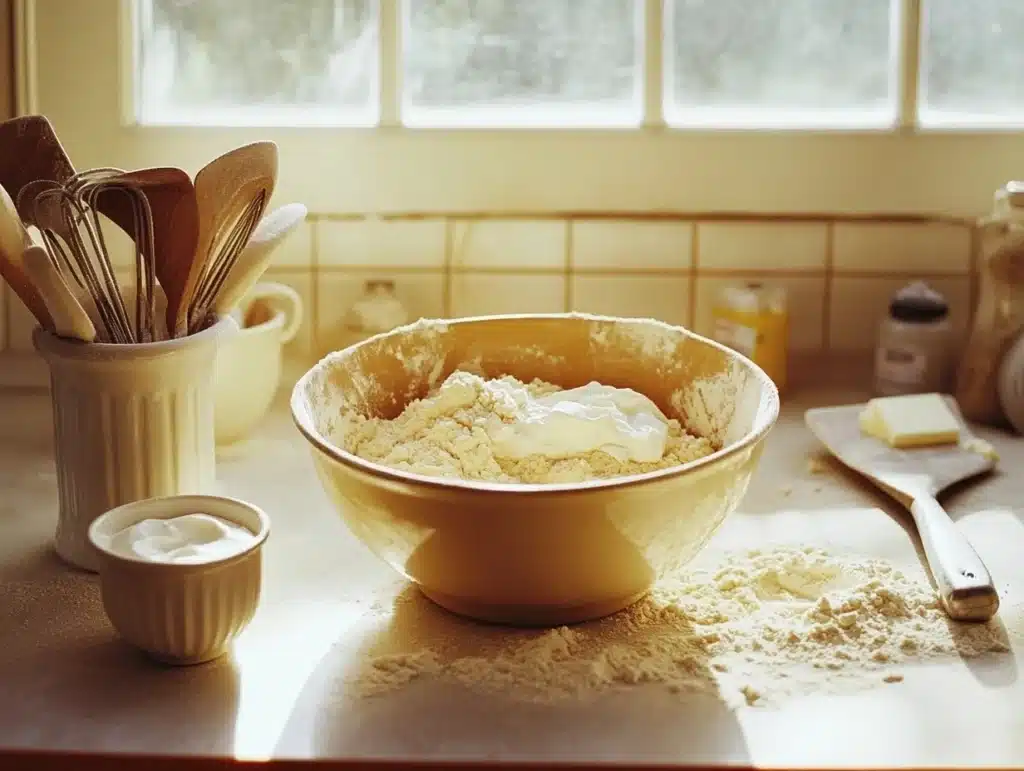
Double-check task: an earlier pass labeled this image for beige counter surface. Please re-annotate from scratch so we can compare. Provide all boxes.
[1,383,1023,768]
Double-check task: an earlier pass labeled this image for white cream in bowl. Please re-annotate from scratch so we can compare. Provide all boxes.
[103,513,257,564]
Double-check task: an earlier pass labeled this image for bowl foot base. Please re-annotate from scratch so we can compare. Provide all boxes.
[418,586,650,627]
[145,648,228,667]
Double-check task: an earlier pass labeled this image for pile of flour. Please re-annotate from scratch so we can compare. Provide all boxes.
[353,547,1011,709]
[340,370,715,483]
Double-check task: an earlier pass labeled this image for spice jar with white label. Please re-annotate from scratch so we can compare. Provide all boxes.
[332,279,410,352]
[873,281,953,396]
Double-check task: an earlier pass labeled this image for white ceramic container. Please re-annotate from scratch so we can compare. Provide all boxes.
[214,282,303,445]
[88,494,270,665]
[32,316,235,572]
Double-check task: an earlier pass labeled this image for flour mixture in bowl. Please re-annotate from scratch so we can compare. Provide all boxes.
[341,370,716,484]
[292,313,779,626]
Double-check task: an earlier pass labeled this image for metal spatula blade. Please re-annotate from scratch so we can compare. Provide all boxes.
[805,396,1000,623]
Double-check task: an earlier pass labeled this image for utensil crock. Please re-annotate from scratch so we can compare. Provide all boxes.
[33,315,235,571]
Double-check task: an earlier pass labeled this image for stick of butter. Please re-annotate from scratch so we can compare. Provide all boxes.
[858,393,961,448]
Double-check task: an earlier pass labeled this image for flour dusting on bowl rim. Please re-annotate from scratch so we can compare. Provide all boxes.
[290,313,780,495]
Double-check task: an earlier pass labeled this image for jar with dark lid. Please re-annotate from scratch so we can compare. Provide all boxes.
[873,281,953,396]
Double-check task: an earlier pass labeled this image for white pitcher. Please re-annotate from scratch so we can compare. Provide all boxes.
[213,282,303,446]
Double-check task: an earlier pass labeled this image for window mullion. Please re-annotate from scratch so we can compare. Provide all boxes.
[897,0,922,130]
[643,0,663,128]
[379,0,400,127]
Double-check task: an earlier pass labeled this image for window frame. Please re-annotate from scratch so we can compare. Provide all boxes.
[116,0,1024,134]
[16,0,1024,219]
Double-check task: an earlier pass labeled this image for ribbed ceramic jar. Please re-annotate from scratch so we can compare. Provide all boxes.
[32,317,236,572]
[88,494,269,666]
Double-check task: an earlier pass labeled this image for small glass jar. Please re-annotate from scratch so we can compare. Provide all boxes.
[341,279,410,348]
[710,281,789,393]
[873,281,952,396]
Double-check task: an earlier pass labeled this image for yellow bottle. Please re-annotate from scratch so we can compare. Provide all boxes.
[709,282,789,393]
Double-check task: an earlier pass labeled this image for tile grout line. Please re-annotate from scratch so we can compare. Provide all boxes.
[688,223,700,329]
[310,219,321,355]
[821,222,835,352]
[967,225,981,330]
[264,263,974,280]
[306,211,976,227]
[563,219,574,312]
[441,218,454,318]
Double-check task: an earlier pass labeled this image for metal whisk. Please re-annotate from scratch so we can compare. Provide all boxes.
[25,168,158,343]
[74,176,159,342]
[187,189,267,333]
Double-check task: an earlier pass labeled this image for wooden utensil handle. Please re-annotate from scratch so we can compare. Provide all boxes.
[910,496,1000,622]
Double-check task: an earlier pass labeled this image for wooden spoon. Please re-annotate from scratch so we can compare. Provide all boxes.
[20,244,96,342]
[0,182,52,327]
[173,140,278,337]
[0,115,75,203]
[212,203,307,315]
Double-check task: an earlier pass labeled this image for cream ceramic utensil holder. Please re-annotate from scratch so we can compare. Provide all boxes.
[32,316,236,572]
[214,282,303,446]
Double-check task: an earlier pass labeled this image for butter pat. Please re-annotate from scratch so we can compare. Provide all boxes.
[858,393,961,448]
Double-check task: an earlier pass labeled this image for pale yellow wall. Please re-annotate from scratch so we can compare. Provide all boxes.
[0,0,1010,364]
[0,0,13,120]
[25,0,1024,217]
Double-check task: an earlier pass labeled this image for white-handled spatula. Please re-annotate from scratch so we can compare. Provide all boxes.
[805,396,999,623]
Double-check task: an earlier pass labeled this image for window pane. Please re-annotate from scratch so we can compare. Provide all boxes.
[137,0,378,127]
[666,0,895,128]
[401,0,642,128]
[920,0,1024,127]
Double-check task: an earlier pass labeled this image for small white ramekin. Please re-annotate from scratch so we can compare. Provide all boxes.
[88,494,270,666]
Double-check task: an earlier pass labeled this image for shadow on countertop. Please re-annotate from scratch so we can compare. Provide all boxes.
[0,541,242,756]
[274,584,751,765]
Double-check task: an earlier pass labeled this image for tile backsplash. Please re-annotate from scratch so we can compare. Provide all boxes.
[0,212,979,364]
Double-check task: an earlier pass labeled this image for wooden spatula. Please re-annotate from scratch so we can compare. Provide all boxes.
[805,397,1000,622]
[0,182,51,327]
[173,140,278,338]
[212,202,306,316]
[0,115,75,202]
[20,244,96,342]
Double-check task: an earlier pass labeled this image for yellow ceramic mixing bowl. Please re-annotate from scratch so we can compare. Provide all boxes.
[291,313,779,626]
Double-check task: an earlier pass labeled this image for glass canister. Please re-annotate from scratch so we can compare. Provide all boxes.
[709,282,789,392]
[873,281,953,397]
[956,181,1024,424]
[340,279,410,348]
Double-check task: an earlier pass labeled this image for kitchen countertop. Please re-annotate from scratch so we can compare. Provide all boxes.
[1,381,1023,768]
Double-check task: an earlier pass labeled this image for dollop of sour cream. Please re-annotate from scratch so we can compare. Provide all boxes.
[105,513,257,564]
[470,376,671,463]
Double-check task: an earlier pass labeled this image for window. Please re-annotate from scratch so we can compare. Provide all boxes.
[664,0,895,129]
[919,0,1024,128]
[402,0,642,129]
[137,0,379,126]
[24,0,1024,216]
[130,0,1024,131]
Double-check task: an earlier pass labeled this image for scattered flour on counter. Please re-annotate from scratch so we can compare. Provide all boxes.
[340,370,716,483]
[352,547,1010,709]
[805,457,828,475]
